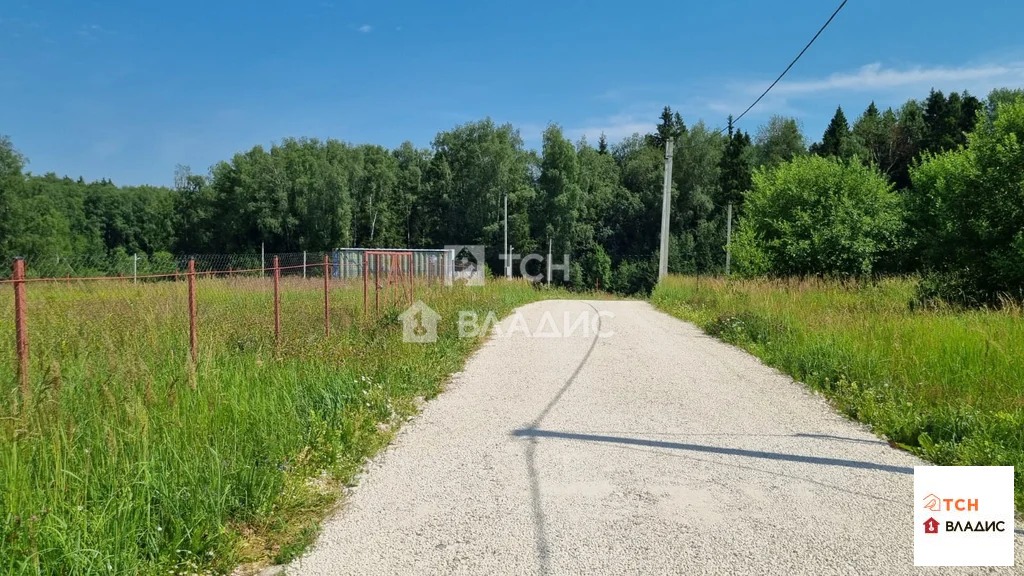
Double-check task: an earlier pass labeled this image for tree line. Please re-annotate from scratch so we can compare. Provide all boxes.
[1,87,1021,302]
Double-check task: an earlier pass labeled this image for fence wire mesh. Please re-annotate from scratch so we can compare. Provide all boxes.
[3,249,452,282]
[0,249,455,406]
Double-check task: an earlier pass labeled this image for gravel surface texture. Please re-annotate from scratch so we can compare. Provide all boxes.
[289,299,1022,575]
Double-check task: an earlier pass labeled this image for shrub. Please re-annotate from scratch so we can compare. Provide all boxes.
[733,155,903,277]
[610,255,657,295]
[573,243,612,290]
[911,95,1024,306]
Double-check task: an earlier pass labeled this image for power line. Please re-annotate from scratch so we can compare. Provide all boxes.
[720,0,849,133]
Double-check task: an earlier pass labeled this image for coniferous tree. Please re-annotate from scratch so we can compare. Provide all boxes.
[649,106,687,149]
[812,106,854,159]
[719,116,753,207]
[923,90,954,153]
[922,90,981,154]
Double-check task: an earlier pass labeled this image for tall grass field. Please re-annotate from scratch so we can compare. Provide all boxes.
[651,276,1024,513]
[0,275,555,574]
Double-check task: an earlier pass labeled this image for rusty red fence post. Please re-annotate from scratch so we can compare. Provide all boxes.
[12,258,29,402]
[272,256,281,350]
[409,254,414,305]
[187,258,197,364]
[374,254,380,315]
[323,254,330,337]
[390,254,396,305]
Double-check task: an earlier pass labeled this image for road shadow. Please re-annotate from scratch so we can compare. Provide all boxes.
[519,302,604,575]
[512,429,913,475]
[587,439,905,505]
[562,431,887,446]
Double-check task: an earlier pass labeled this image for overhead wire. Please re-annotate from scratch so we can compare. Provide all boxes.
[714,0,849,136]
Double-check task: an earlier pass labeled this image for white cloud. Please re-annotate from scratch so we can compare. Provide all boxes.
[766,62,1024,97]
[561,59,1024,147]
[358,24,372,33]
[700,60,1024,129]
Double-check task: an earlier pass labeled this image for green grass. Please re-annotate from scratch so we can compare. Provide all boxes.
[651,276,1024,512]
[0,276,560,574]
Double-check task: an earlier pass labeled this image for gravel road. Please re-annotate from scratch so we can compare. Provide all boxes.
[288,299,1022,575]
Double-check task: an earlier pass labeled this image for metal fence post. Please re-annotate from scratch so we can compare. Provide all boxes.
[303,250,307,279]
[403,252,411,303]
[187,258,197,365]
[12,258,29,403]
[323,254,330,337]
[273,255,281,350]
[133,253,138,284]
[390,253,397,305]
[362,253,368,319]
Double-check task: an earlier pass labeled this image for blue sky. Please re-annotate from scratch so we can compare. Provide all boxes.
[2,0,1023,186]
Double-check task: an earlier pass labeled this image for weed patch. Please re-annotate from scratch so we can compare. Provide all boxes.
[0,279,558,574]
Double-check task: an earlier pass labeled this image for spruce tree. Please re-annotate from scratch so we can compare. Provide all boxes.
[815,106,853,159]
[719,115,752,207]
[649,106,686,149]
